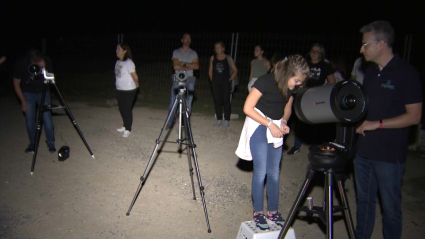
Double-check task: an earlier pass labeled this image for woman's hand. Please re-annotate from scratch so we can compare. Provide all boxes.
[281,122,290,135]
[269,123,283,138]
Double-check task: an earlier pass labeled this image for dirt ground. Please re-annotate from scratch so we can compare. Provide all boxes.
[1,93,425,239]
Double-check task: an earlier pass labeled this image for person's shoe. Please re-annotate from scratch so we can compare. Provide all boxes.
[46,141,56,153]
[213,120,222,127]
[25,144,35,154]
[117,127,126,132]
[222,120,229,128]
[267,211,286,227]
[253,213,269,230]
[287,147,300,155]
[123,130,131,137]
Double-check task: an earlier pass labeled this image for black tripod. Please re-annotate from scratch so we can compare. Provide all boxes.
[278,125,357,239]
[31,69,94,174]
[126,87,211,233]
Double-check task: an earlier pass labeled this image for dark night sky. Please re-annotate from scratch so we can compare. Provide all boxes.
[2,1,424,34]
[1,0,424,54]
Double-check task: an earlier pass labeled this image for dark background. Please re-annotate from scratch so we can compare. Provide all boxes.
[1,0,424,84]
[1,1,424,47]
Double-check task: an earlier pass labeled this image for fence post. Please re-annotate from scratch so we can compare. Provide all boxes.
[406,34,413,63]
[234,33,239,63]
[230,33,235,58]
[118,33,123,44]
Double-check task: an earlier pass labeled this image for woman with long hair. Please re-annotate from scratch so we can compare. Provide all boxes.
[115,43,139,137]
[247,45,271,92]
[208,41,238,128]
[236,55,310,230]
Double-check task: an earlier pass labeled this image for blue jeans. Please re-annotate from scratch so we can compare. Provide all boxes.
[168,80,195,126]
[250,125,283,212]
[23,92,55,144]
[354,155,405,239]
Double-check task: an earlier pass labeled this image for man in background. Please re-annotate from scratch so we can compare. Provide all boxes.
[13,48,56,153]
[167,33,199,129]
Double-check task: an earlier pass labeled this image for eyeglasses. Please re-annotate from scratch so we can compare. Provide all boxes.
[361,41,379,48]
[310,50,321,54]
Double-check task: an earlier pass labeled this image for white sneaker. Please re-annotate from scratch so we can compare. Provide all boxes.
[123,130,131,137]
[117,127,126,132]
[213,120,222,127]
[222,120,229,128]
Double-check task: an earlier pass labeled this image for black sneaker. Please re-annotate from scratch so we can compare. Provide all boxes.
[253,213,269,230]
[287,147,300,155]
[267,211,286,227]
[25,144,35,153]
[46,141,56,153]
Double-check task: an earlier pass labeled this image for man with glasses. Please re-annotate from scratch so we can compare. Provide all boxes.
[354,20,422,239]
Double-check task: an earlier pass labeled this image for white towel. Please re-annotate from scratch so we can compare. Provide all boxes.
[235,108,283,161]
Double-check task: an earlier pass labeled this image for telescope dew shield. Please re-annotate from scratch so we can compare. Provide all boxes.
[294,80,367,124]
[28,64,42,76]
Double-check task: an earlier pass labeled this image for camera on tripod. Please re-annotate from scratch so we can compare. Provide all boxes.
[173,70,189,86]
[172,70,195,88]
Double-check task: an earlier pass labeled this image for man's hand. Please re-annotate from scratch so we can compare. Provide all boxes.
[21,101,28,112]
[356,120,379,136]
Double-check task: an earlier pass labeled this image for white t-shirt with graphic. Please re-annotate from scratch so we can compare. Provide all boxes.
[115,59,136,90]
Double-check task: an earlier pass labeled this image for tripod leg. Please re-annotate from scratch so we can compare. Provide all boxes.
[50,83,94,158]
[126,97,179,216]
[181,100,211,233]
[278,167,316,239]
[336,175,356,239]
[31,83,48,174]
[177,97,183,152]
[182,100,196,200]
[326,172,334,239]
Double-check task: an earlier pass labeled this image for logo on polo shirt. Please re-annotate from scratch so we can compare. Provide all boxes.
[381,80,395,90]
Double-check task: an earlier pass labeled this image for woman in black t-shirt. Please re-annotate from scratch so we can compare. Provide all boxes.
[208,41,238,128]
[239,55,310,230]
[288,43,336,155]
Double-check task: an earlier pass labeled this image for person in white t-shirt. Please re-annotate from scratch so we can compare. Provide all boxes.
[351,56,365,84]
[115,43,139,137]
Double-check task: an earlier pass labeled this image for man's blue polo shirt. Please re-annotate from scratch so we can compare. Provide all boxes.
[356,55,422,163]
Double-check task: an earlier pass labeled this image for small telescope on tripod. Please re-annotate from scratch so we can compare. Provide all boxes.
[28,64,94,175]
[277,80,368,239]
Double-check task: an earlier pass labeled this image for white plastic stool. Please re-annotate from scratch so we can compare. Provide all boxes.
[236,220,296,239]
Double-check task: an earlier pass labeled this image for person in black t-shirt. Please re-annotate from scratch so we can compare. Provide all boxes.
[287,43,336,155]
[208,41,238,128]
[13,48,56,153]
[237,55,310,230]
[354,21,422,239]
